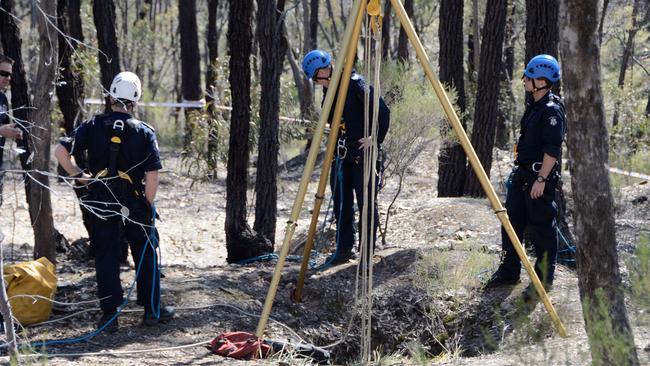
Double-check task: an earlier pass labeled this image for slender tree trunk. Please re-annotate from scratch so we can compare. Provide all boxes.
[598,0,610,45]
[495,0,516,149]
[179,0,202,150]
[437,0,467,197]
[30,0,58,263]
[56,0,92,237]
[226,0,272,263]
[397,0,414,63]
[254,0,287,245]
[325,0,340,43]
[560,1,640,364]
[382,0,391,60]
[525,0,561,93]
[57,0,85,136]
[285,35,316,123]
[302,0,311,53]
[464,0,507,197]
[472,0,480,71]
[206,0,221,175]
[467,22,476,80]
[612,0,643,127]
[309,0,318,49]
[92,0,121,112]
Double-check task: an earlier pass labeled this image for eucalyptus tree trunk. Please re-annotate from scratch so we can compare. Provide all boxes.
[464,0,508,197]
[397,0,413,63]
[560,1,640,364]
[179,0,202,150]
[93,0,121,112]
[29,0,58,263]
[226,0,273,263]
[436,0,467,197]
[254,0,287,244]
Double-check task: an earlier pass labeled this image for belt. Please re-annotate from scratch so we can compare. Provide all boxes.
[515,161,543,172]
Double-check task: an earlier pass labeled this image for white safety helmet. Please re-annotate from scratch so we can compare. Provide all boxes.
[109,71,142,103]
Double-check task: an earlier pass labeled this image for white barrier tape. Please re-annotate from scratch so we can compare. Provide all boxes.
[85,98,205,108]
[84,98,312,124]
[562,159,650,181]
[608,166,650,181]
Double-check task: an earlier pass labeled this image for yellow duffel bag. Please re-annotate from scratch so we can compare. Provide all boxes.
[3,257,57,325]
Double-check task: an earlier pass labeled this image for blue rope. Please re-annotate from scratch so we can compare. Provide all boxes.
[30,205,161,348]
[556,226,576,265]
[150,213,162,319]
[235,252,318,266]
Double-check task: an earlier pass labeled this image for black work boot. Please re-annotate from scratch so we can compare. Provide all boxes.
[143,305,175,326]
[484,267,521,288]
[97,310,119,333]
[327,250,357,265]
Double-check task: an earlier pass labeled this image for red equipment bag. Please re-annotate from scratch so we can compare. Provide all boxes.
[209,331,272,360]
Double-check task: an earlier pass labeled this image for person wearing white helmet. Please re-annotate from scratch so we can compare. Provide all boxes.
[55,71,174,332]
[485,55,566,302]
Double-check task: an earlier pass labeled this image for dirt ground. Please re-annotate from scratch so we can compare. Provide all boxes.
[0,145,649,365]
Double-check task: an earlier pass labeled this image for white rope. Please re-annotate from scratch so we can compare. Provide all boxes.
[357,11,383,363]
[24,301,307,344]
[12,340,210,359]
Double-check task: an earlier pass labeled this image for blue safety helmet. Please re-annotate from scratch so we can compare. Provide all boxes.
[302,50,331,80]
[524,54,561,83]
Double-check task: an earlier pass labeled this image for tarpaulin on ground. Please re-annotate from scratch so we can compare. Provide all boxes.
[3,257,57,325]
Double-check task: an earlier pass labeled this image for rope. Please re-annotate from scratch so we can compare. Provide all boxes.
[13,340,211,359]
[358,6,383,362]
[4,301,310,361]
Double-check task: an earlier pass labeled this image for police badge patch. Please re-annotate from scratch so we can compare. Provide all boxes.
[549,117,557,126]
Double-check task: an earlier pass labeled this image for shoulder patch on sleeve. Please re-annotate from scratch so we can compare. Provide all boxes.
[549,116,558,126]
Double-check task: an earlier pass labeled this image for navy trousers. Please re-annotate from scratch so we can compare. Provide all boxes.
[501,167,559,285]
[85,194,160,313]
[329,154,379,255]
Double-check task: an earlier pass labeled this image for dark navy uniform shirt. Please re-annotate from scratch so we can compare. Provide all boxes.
[0,92,8,126]
[515,91,565,165]
[59,112,162,190]
[324,72,390,148]
[0,92,9,165]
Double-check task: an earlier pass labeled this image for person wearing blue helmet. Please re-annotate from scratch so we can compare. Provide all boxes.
[485,54,565,301]
[302,50,390,265]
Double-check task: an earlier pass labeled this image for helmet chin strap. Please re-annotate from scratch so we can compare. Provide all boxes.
[531,78,552,93]
[313,66,332,81]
